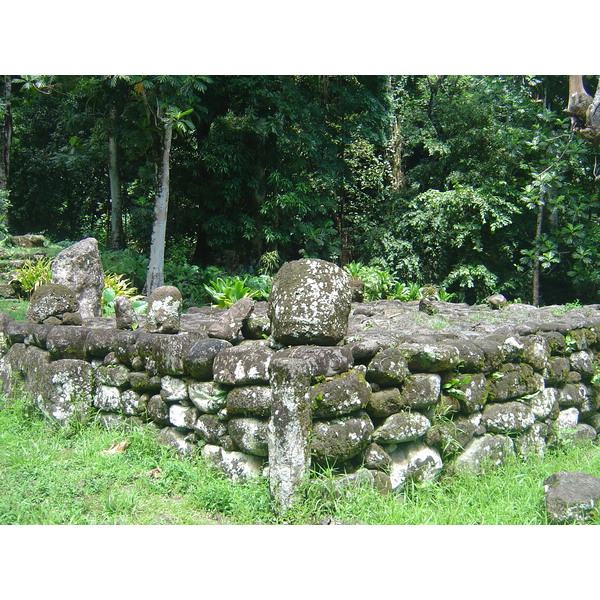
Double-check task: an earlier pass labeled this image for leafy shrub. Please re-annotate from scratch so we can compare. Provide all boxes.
[204,276,263,308]
[257,250,281,275]
[102,272,147,316]
[14,257,52,296]
[101,249,149,292]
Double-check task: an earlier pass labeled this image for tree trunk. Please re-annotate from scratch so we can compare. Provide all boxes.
[108,106,125,250]
[1,75,12,193]
[146,124,173,295]
[565,76,600,147]
[532,191,545,307]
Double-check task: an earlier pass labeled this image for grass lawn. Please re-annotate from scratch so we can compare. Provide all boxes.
[1,393,599,525]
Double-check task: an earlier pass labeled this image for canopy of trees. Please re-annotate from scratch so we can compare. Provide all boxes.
[1,75,599,305]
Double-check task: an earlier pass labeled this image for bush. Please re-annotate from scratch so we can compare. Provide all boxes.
[13,257,52,297]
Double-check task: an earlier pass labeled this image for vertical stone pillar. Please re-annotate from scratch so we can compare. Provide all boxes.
[268,357,312,513]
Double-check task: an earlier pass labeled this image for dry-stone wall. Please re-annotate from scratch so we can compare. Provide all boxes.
[1,255,600,511]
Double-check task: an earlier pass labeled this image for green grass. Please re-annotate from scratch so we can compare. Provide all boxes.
[0,298,29,321]
[1,393,599,525]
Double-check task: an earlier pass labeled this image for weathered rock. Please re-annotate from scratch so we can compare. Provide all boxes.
[189,380,228,413]
[146,394,170,424]
[62,312,83,326]
[213,342,274,385]
[226,385,272,417]
[311,411,374,463]
[194,414,229,445]
[310,369,371,418]
[425,412,484,456]
[129,371,162,394]
[114,296,138,330]
[201,444,264,482]
[161,375,188,402]
[7,234,46,247]
[366,348,410,387]
[347,338,384,363]
[183,338,232,380]
[362,442,392,471]
[443,341,485,372]
[522,335,551,371]
[544,471,600,523]
[487,294,507,309]
[486,363,541,402]
[453,373,488,413]
[85,329,138,360]
[46,326,89,360]
[396,342,460,372]
[274,345,353,380]
[388,442,443,490]
[35,359,94,426]
[326,467,392,497]
[366,387,405,418]
[136,332,199,376]
[208,297,254,342]
[399,373,441,409]
[94,385,122,412]
[453,434,515,474]
[121,390,148,416]
[228,417,269,456]
[95,363,130,387]
[268,357,312,511]
[530,387,559,420]
[515,423,549,458]
[169,404,199,429]
[51,237,104,319]
[26,283,79,324]
[555,407,580,432]
[146,286,183,333]
[558,383,589,408]
[482,401,535,434]
[157,427,197,456]
[268,258,352,345]
[372,411,431,444]
[569,351,594,380]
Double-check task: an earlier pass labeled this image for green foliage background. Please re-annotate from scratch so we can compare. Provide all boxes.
[3,75,600,305]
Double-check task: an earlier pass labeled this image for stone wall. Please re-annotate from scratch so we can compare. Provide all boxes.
[0,255,599,510]
[1,298,599,497]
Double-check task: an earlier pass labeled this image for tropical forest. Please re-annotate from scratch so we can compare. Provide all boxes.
[1,74,599,308]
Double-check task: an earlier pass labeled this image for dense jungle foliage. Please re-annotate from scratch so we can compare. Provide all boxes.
[1,75,599,305]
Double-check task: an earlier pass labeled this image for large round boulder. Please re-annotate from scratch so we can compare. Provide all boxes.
[268,259,352,346]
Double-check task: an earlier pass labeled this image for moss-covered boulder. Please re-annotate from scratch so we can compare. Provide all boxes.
[366,348,410,387]
[268,258,352,345]
[35,359,94,426]
[146,286,183,334]
[26,283,79,324]
[310,369,371,418]
[311,411,374,463]
[372,411,431,444]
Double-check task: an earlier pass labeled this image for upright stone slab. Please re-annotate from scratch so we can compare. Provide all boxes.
[51,237,104,320]
[268,357,312,512]
[268,258,352,346]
